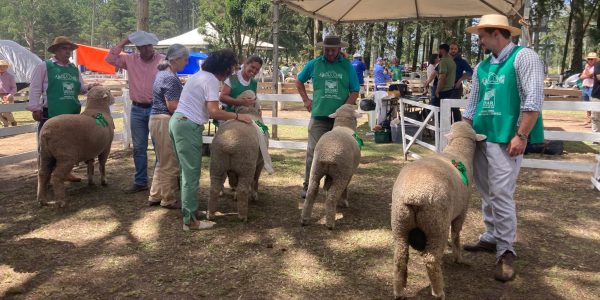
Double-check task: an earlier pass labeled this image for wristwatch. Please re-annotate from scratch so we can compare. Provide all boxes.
[516,132,528,141]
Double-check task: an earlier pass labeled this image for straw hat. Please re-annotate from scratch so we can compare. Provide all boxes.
[47,36,78,53]
[0,60,9,67]
[316,35,348,48]
[466,14,521,36]
[586,52,598,59]
[353,53,361,58]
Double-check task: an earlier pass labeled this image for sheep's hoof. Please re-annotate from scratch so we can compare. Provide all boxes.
[237,215,248,222]
[57,201,67,208]
[88,181,95,186]
[300,219,309,226]
[251,191,258,202]
[101,180,108,187]
[39,200,48,207]
[454,257,471,266]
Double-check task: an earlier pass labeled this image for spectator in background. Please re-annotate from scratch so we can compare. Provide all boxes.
[0,59,17,127]
[106,31,164,193]
[374,57,390,90]
[290,63,298,79]
[424,53,440,99]
[280,63,290,80]
[351,53,367,88]
[435,43,458,121]
[591,54,600,140]
[449,42,473,100]
[390,57,403,82]
[580,52,597,127]
[148,44,189,209]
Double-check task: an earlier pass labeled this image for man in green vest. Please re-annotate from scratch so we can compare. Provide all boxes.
[295,35,360,198]
[462,14,545,282]
[390,57,403,82]
[28,36,95,182]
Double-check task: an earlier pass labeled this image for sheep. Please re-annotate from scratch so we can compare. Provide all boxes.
[37,86,115,207]
[208,90,272,222]
[300,104,362,229]
[391,121,486,300]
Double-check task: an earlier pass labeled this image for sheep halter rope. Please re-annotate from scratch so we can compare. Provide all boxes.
[451,159,468,186]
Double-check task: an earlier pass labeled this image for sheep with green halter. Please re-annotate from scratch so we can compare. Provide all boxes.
[391,121,486,300]
[300,104,362,229]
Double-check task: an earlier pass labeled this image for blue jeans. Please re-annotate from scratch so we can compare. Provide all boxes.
[130,105,152,186]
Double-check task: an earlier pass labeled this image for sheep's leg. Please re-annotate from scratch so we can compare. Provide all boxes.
[251,159,263,202]
[393,232,410,300]
[235,176,252,222]
[324,178,348,230]
[86,159,95,186]
[450,214,467,264]
[51,162,75,208]
[98,150,109,186]
[300,171,322,226]
[208,173,226,220]
[338,187,349,208]
[420,220,447,300]
[37,156,54,206]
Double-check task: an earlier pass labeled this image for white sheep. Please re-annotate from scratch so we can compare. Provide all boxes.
[37,86,115,207]
[300,104,362,229]
[391,121,485,300]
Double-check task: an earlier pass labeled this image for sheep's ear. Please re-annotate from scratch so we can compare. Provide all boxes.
[353,111,362,118]
[329,112,337,118]
[444,132,453,140]
[476,134,487,141]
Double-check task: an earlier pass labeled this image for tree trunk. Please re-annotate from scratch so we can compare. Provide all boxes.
[364,23,374,68]
[346,24,355,55]
[137,0,149,31]
[313,19,322,58]
[412,22,421,71]
[379,22,388,56]
[560,5,574,75]
[569,0,584,74]
[370,25,378,70]
[395,21,404,61]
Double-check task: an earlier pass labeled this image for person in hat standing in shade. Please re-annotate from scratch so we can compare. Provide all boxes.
[462,14,545,282]
[580,52,597,127]
[106,31,165,194]
[28,36,96,182]
[295,35,360,199]
[0,59,18,127]
[351,53,366,89]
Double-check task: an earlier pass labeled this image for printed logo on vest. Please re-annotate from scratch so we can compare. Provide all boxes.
[324,80,339,97]
[317,70,343,80]
[62,82,75,96]
[55,73,77,81]
[482,73,505,85]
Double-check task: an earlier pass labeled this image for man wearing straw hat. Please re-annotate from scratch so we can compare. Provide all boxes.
[295,35,360,199]
[106,31,164,194]
[462,14,545,282]
[0,59,18,127]
[28,36,95,182]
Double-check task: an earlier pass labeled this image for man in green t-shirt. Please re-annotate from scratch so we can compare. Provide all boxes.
[462,14,545,283]
[390,57,403,81]
[435,43,459,121]
[295,35,360,198]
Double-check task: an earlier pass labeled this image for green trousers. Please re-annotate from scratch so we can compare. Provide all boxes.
[169,112,204,225]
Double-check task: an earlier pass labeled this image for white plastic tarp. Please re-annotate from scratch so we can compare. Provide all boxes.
[281,0,523,23]
[158,23,283,49]
[0,40,42,83]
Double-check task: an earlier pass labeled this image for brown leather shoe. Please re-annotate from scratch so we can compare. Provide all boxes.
[463,240,496,252]
[495,251,516,282]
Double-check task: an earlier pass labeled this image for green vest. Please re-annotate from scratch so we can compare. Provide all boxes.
[473,46,544,144]
[45,60,81,118]
[311,57,351,118]
[224,74,257,112]
[390,65,402,81]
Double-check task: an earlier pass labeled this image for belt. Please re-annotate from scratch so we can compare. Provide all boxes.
[132,101,152,108]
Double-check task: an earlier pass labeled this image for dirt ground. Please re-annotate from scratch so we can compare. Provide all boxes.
[1,108,599,299]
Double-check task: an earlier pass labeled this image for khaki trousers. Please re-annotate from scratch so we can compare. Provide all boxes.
[149,114,180,206]
[0,94,16,127]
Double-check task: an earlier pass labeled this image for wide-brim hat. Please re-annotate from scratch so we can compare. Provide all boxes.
[0,59,9,67]
[316,35,348,48]
[586,52,598,59]
[352,53,361,58]
[128,31,159,47]
[465,14,521,36]
[47,36,78,53]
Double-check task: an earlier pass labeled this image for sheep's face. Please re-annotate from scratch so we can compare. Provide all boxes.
[235,105,261,117]
[329,104,362,130]
[446,121,486,142]
[87,86,114,107]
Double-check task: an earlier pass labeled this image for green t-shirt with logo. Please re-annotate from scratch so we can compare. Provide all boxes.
[297,55,360,118]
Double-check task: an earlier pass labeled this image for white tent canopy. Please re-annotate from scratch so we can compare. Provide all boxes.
[281,0,523,23]
[0,40,42,83]
[158,23,283,50]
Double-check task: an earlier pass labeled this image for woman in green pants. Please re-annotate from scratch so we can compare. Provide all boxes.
[169,49,253,231]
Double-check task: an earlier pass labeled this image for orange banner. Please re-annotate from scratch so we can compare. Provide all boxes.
[75,44,117,74]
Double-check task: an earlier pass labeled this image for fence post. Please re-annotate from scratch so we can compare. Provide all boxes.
[121,88,132,149]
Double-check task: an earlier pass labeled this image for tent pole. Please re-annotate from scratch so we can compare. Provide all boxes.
[272,0,280,139]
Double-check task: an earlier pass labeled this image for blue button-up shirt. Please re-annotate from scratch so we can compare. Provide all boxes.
[454,55,473,84]
[351,58,366,85]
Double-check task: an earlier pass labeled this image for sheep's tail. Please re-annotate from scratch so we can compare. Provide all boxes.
[408,228,426,251]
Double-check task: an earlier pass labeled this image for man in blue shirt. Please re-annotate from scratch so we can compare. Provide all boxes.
[351,53,366,86]
[374,57,390,90]
[449,42,473,100]
[295,35,360,198]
